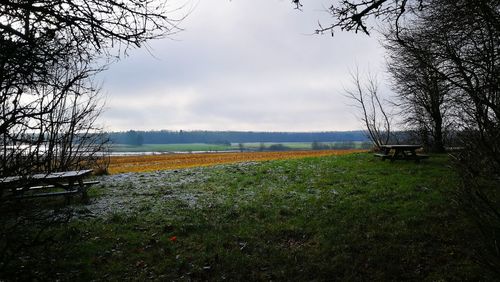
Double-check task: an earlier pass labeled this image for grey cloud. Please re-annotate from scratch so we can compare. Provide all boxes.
[98,0,387,131]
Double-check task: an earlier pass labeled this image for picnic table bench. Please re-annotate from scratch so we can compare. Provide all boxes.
[374,144,429,162]
[0,169,99,201]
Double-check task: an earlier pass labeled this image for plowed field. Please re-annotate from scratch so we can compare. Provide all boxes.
[108,149,366,174]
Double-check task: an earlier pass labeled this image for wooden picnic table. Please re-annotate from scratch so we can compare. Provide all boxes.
[374,144,429,162]
[0,169,99,201]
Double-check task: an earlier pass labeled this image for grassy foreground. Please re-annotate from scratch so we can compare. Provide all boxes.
[0,153,488,281]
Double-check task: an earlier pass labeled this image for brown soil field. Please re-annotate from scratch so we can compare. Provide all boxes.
[107,149,366,174]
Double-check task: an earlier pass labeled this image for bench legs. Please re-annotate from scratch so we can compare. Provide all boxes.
[2,180,97,203]
[77,179,89,204]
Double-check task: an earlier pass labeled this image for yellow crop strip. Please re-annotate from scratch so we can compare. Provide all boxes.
[107,149,366,174]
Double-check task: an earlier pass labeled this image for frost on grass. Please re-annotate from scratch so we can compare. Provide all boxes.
[72,167,211,219]
[72,162,260,219]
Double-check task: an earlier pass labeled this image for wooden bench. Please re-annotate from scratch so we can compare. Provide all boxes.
[0,170,99,202]
[375,145,429,163]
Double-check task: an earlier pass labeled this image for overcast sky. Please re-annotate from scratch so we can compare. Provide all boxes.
[98,0,387,132]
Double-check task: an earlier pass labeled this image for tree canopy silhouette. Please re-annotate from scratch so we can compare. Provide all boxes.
[1,0,184,175]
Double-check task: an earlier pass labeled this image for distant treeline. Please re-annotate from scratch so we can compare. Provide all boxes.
[108,130,369,145]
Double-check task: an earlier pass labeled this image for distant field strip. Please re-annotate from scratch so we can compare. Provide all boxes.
[108,149,366,174]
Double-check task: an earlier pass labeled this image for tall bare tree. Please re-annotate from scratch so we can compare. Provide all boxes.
[1,0,185,177]
[1,0,187,275]
[417,1,500,272]
[298,0,500,272]
[384,30,454,152]
[345,68,392,150]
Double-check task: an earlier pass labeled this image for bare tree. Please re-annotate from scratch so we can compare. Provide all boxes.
[421,1,500,273]
[1,1,187,275]
[34,62,109,173]
[0,53,107,177]
[295,0,500,273]
[384,29,455,152]
[0,0,185,139]
[0,0,184,56]
[1,0,188,176]
[292,0,422,35]
[345,68,392,150]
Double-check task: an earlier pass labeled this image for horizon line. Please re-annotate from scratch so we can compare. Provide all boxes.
[105,129,368,133]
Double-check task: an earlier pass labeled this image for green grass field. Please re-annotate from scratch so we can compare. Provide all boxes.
[110,141,372,153]
[0,153,490,280]
[110,143,234,152]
